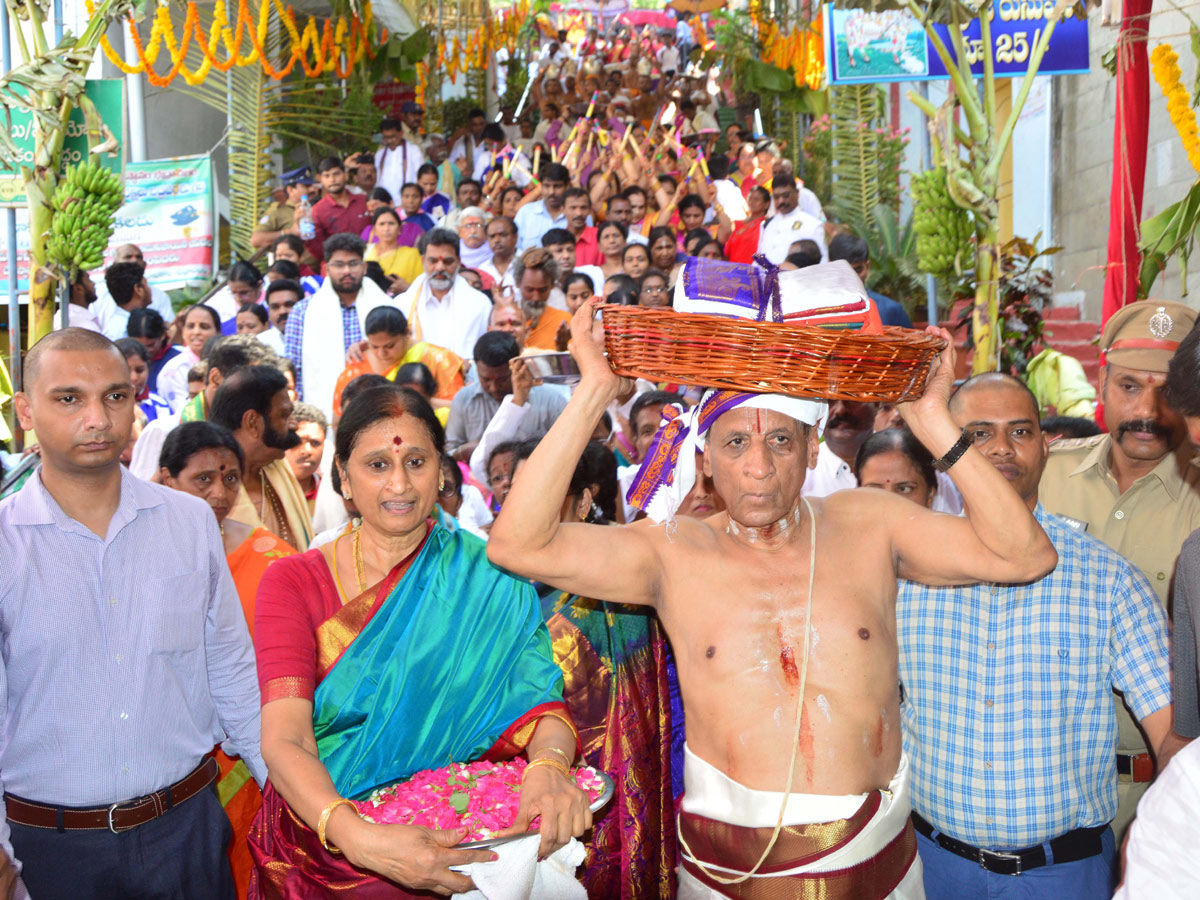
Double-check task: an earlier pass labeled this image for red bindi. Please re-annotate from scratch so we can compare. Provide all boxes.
[392,436,403,446]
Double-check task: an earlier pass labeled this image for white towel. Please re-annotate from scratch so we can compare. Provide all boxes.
[452,835,586,900]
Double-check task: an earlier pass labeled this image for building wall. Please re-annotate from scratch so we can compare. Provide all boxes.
[1054,7,1199,316]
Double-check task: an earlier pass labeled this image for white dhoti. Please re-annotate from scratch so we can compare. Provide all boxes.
[677,745,924,900]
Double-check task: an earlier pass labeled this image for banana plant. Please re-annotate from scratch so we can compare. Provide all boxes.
[1,0,138,347]
[837,0,1077,372]
[1138,178,1200,297]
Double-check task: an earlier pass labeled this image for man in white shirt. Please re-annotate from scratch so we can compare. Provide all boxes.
[471,123,534,190]
[802,404,964,515]
[398,228,494,361]
[759,178,827,265]
[801,400,877,497]
[688,92,720,135]
[772,158,826,222]
[98,262,153,341]
[657,31,682,76]
[479,215,519,300]
[707,155,749,223]
[92,243,175,327]
[375,115,425,202]
[450,108,489,175]
[1115,737,1200,900]
[55,270,103,333]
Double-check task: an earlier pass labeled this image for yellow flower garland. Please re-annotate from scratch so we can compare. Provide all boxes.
[89,0,380,86]
[1152,43,1200,175]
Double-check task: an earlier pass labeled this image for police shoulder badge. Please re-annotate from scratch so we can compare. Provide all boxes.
[1149,306,1174,339]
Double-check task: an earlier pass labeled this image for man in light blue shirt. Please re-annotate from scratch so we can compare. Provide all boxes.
[514,162,570,253]
[2,328,265,899]
[898,373,1175,900]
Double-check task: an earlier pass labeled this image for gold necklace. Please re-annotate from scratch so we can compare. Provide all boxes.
[352,525,367,593]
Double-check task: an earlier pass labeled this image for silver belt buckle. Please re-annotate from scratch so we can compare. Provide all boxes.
[982,849,1023,875]
[106,800,134,834]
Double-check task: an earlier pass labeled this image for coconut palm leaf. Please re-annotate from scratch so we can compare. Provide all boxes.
[827,83,884,238]
[165,3,382,259]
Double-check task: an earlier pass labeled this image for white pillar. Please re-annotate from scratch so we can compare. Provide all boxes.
[122,24,147,162]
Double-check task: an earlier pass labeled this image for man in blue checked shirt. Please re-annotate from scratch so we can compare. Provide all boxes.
[898,372,1177,900]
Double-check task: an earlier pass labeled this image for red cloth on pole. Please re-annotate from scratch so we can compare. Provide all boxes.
[1102,0,1154,326]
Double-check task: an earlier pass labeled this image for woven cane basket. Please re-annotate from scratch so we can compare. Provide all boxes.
[601,305,947,402]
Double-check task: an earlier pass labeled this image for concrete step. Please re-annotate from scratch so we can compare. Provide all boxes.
[1043,321,1100,343]
[1044,306,1082,321]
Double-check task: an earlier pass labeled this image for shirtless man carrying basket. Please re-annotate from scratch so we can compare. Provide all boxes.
[490,300,1057,899]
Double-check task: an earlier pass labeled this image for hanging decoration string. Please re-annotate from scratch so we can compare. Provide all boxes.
[88,0,383,87]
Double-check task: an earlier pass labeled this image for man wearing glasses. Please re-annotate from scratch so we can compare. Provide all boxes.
[282,233,396,420]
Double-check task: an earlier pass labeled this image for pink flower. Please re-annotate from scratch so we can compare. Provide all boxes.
[359,762,607,841]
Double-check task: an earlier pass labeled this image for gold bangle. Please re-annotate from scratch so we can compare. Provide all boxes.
[533,746,573,768]
[317,798,358,854]
[523,757,570,781]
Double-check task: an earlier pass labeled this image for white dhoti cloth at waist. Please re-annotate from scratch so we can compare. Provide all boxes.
[678,744,924,900]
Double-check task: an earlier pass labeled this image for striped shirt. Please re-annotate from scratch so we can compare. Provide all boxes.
[898,505,1171,849]
[282,294,363,402]
[0,469,266,832]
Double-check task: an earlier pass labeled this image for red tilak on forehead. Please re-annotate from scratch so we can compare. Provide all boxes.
[392,436,403,449]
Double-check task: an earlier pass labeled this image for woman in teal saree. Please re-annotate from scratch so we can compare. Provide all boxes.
[249,386,590,898]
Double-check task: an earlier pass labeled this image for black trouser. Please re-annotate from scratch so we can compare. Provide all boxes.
[8,785,234,900]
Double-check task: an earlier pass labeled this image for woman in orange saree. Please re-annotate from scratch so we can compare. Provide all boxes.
[249,385,591,898]
[160,421,298,900]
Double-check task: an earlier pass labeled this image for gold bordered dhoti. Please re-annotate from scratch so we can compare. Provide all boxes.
[677,745,924,900]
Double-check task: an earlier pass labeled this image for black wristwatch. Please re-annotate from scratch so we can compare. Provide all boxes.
[933,430,972,473]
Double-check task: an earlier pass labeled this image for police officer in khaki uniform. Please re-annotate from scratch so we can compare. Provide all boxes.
[1040,299,1200,840]
[250,169,313,250]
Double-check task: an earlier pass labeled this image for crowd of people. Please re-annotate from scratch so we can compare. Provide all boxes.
[4,14,1200,900]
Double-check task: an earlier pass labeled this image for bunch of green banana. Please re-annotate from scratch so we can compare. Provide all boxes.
[911,166,973,278]
[45,158,124,275]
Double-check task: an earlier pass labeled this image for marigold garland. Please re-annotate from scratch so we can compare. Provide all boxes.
[429,0,527,85]
[89,0,382,87]
[756,20,825,90]
[1152,43,1200,176]
[745,2,825,91]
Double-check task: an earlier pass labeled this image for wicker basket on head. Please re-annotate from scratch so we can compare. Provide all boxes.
[601,305,947,402]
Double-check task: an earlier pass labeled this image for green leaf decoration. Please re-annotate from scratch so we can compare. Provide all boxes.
[401,30,431,63]
[449,792,470,815]
[1138,178,1200,298]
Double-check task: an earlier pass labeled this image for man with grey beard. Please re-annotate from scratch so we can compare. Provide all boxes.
[396,228,493,360]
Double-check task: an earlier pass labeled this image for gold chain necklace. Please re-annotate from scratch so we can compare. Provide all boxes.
[352,525,367,593]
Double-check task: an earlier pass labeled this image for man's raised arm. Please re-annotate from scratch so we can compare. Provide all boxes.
[487,298,663,606]
[888,329,1057,586]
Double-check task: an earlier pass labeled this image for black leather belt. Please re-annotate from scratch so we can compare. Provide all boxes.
[912,812,1107,875]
